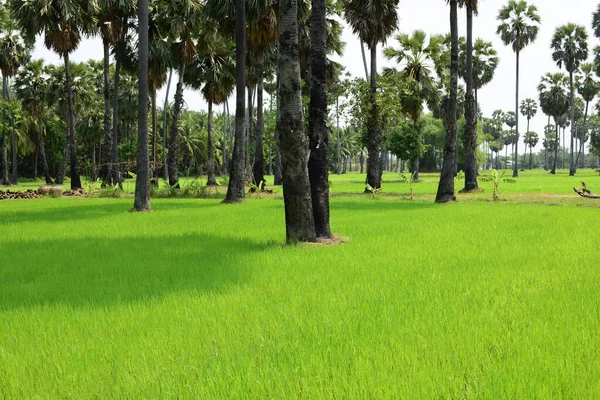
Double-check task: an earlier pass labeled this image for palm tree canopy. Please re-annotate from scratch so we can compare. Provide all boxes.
[503,111,516,128]
[551,23,589,73]
[14,59,47,119]
[576,63,599,103]
[538,72,569,119]
[523,130,539,147]
[11,0,98,55]
[0,31,30,77]
[458,0,478,14]
[592,3,600,38]
[496,0,541,53]
[520,98,537,120]
[458,38,498,90]
[343,0,399,49]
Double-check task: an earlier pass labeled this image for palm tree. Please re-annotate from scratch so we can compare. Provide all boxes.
[384,30,443,181]
[551,23,588,176]
[277,0,316,242]
[0,23,29,185]
[576,63,598,166]
[520,98,537,165]
[459,38,498,110]
[435,0,460,203]
[12,0,97,189]
[133,0,151,211]
[538,72,569,175]
[14,60,52,183]
[343,0,399,191]
[523,130,538,169]
[457,0,480,191]
[497,0,541,178]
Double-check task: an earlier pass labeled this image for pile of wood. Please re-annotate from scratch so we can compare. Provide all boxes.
[63,188,86,197]
[573,182,600,199]
[0,189,44,200]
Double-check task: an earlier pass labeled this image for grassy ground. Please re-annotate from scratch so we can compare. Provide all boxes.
[1,170,600,398]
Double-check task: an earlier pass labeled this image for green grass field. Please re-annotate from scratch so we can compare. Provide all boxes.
[1,170,600,398]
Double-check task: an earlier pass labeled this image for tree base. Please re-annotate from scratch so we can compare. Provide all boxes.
[435,194,457,203]
[458,186,484,194]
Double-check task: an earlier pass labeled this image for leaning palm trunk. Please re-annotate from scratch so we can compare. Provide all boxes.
[435,0,459,203]
[253,59,265,189]
[278,0,316,242]
[462,4,480,192]
[308,0,332,239]
[38,123,52,184]
[224,0,247,203]
[206,100,217,186]
[168,67,185,187]
[134,0,152,211]
[365,45,381,191]
[64,52,82,189]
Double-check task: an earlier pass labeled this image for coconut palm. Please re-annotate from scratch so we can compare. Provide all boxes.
[12,0,97,189]
[14,60,52,183]
[538,72,569,175]
[497,0,541,178]
[343,0,399,191]
[133,0,151,211]
[435,0,460,203]
[551,23,588,176]
[576,63,598,165]
[384,30,443,181]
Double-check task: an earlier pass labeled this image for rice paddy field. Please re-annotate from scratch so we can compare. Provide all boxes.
[1,169,600,398]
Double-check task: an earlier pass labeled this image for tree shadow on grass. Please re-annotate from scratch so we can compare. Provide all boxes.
[0,232,268,311]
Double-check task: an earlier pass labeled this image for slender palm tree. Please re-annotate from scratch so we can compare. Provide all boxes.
[14,60,52,183]
[384,30,443,181]
[551,23,588,176]
[497,0,541,178]
[436,0,460,203]
[520,98,537,165]
[538,72,569,175]
[12,0,97,189]
[133,0,151,211]
[343,0,399,191]
[575,63,598,166]
[458,38,498,110]
[523,130,538,169]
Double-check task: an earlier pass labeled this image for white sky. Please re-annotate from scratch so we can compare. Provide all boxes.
[32,0,599,152]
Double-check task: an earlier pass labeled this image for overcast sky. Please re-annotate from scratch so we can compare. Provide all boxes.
[32,0,599,152]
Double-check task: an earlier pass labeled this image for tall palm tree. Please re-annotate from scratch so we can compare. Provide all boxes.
[384,30,443,181]
[435,0,460,203]
[458,0,479,191]
[343,0,399,191]
[497,0,541,178]
[134,0,151,211]
[523,130,538,169]
[14,60,52,183]
[520,98,537,164]
[575,63,598,166]
[458,38,498,110]
[12,0,97,189]
[551,23,588,176]
[278,0,316,242]
[538,72,569,175]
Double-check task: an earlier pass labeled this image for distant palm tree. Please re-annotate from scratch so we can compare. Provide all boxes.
[133,0,151,211]
[435,0,460,203]
[12,0,97,189]
[497,0,541,178]
[538,72,569,175]
[575,63,598,166]
[343,0,399,191]
[523,131,538,169]
[520,98,537,166]
[551,23,588,176]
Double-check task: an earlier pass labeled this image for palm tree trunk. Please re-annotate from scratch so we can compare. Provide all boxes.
[360,40,369,82]
[10,122,17,185]
[365,45,381,191]
[336,97,341,175]
[253,58,265,188]
[33,140,38,180]
[38,123,52,184]
[101,38,112,184]
[162,69,173,181]
[512,50,520,178]
[308,0,332,239]
[436,0,459,203]
[529,144,533,170]
[277,0,316,242]
[575,99,589,169]
[64,52,82,189]
[462,4,479,192]
[111,16,128,189]
[134,0,151,211]
[224,0,247,203]
[1,76,8,185]
[168,65,185,187]
[222,103,228,174]
[55,141,68,184]
[207,100,217,186]
[568,72,576,176]
[246,85,254,174]
[151,88,158,185]
[551,119,559,174]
